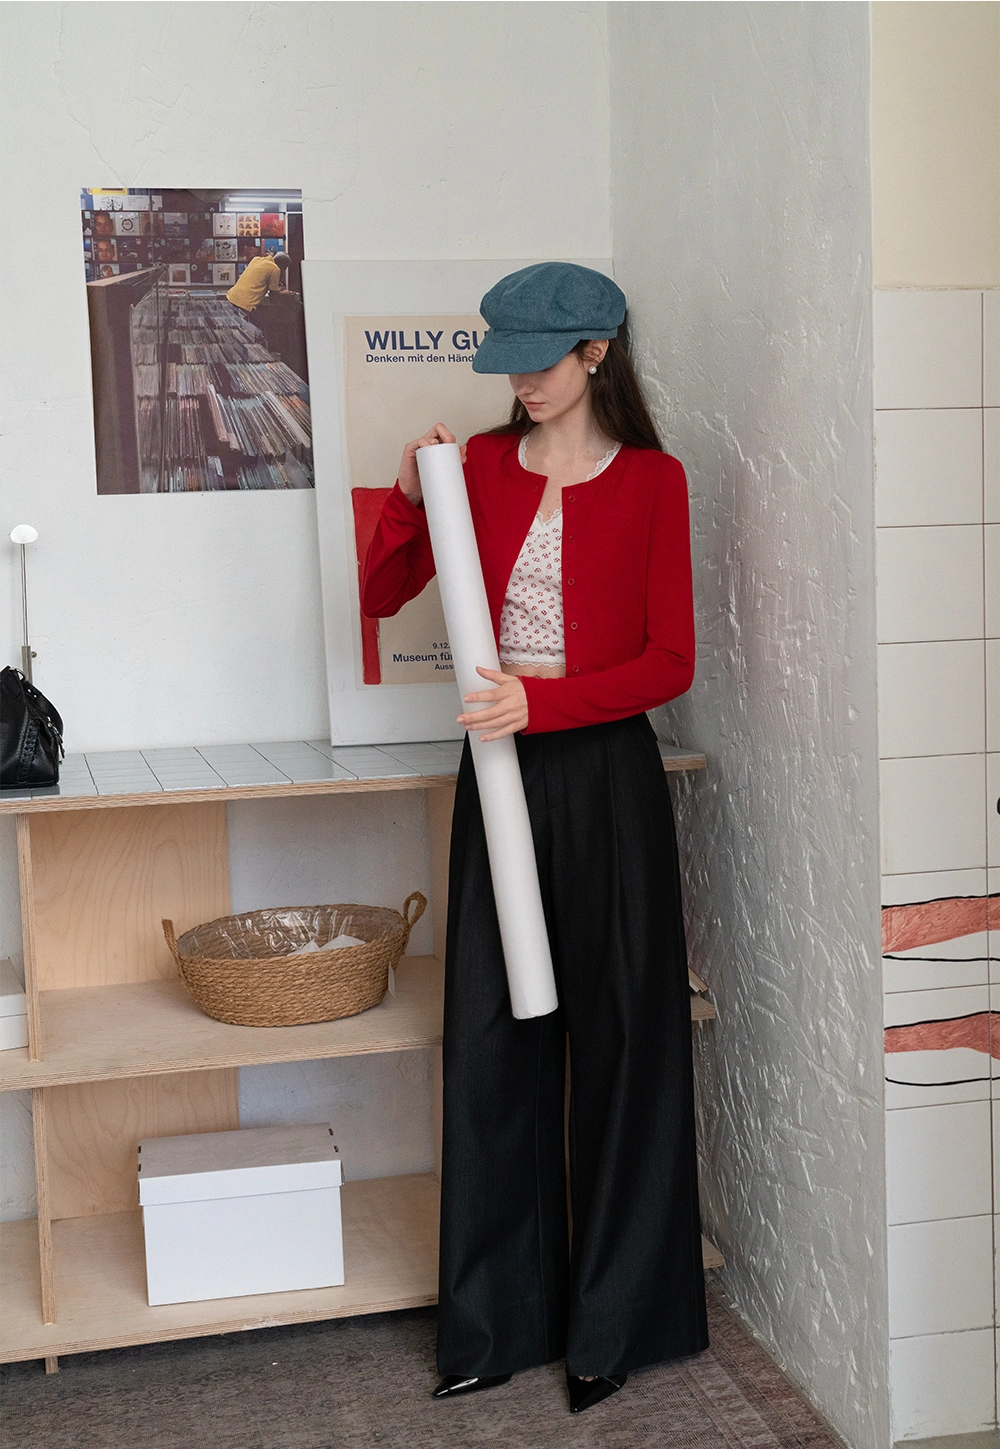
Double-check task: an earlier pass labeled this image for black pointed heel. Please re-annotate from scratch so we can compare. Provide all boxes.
[566,1371,627,1412]
[432,1372,513,1399]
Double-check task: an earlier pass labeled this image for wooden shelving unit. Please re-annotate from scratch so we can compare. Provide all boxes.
[0,739,720,1370]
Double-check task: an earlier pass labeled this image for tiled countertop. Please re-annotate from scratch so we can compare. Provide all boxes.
[0,739,706,811]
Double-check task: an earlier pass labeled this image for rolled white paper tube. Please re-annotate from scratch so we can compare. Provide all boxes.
[416,442,558,1020]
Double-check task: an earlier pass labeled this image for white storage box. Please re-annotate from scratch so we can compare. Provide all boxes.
[0,960,28,1051]
[138,1122,344,1306]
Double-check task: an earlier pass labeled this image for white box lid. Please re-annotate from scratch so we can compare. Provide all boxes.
[0,960,26,1018]
[138,1123,343,1206]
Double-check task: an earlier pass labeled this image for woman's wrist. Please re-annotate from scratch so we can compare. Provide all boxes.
[395,479,424,509]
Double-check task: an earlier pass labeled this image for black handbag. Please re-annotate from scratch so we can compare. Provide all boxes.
[1,667,64,789]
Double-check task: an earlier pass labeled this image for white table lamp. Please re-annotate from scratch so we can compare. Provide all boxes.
[9,524,38,681]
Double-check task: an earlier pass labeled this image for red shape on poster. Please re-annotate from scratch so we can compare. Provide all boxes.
[351,488,391,685]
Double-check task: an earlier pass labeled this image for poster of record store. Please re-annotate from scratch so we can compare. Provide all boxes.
[82,187,312,493]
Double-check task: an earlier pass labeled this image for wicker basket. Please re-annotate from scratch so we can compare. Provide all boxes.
[162,893,426,1028]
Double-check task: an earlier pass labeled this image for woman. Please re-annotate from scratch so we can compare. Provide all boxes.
[361,262,708,1415]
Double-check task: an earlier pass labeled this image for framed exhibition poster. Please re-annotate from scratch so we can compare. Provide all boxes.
[302,259,614,745]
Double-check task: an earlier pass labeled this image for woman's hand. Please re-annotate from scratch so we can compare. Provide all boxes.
[458,667,528,741]
[398,424,467,504]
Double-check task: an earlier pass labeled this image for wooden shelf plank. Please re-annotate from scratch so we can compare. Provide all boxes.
[0,741,706,815]
[0,958,446,1091]
[0,959,714,1091]
[0,1178,725,1363]
[0,1174,440,1362]
[701,1235,725,1270]
[657,746,707,772]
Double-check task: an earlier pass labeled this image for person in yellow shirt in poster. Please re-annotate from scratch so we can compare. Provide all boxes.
[226,251,290,315]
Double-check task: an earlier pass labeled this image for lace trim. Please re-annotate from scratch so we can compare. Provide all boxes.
[517,434,621,495]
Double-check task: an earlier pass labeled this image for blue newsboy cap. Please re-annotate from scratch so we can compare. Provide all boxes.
[472,262,626,374]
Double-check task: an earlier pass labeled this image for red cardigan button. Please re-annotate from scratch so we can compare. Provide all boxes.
[570,622,578,630]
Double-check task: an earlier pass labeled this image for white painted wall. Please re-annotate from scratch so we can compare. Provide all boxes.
[608,6,889,1448]
[871,0,1000,288]
[0,0,610,1217]
[0,0,610,752]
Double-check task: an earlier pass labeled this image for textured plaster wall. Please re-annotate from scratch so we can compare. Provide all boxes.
[0,1,610,1220]
[609,6,888,1447]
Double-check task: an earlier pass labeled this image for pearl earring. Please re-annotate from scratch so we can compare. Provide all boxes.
[588,365,597,375]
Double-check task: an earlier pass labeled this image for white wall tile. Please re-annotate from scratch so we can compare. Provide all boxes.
[884,937,991,994]
[880,754,987,875]
[988,641,999,753]
[885,984,991,1109]
[884,962,992,998]
[989,754,1000,868]
[874,291,983,410]
[875,408,984,527]
[888,1215,993,1336]
[984,290,999,408]
[985,410,999,524]
[890,1328,997,1438]
[989,867,1000,1000]
[994,1110,1000,1203]
[986,524,999,638]
[877,526,985,643]
[882,867,991,993]
[886,1101,992,1224]
[878,640,985,757]
[885,950,990,997]
[882,868,989,907]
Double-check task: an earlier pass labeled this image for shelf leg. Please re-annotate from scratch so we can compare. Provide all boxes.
[30,1087,57,1324]
[16,816,42,1062]
[426,785,455,966]
[430,1044,442,1183]
[427,786,451,1186]
[44,1356,59,1375]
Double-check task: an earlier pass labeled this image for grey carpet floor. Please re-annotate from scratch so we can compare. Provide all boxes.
[1,1287,846,1449]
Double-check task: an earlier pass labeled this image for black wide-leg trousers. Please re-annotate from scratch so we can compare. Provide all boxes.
[436,712,709,1380]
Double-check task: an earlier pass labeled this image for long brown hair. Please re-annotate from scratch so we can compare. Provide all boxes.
[486,312,662,451]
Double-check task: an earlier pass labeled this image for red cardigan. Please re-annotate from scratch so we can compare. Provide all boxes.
[359,431,695,734]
